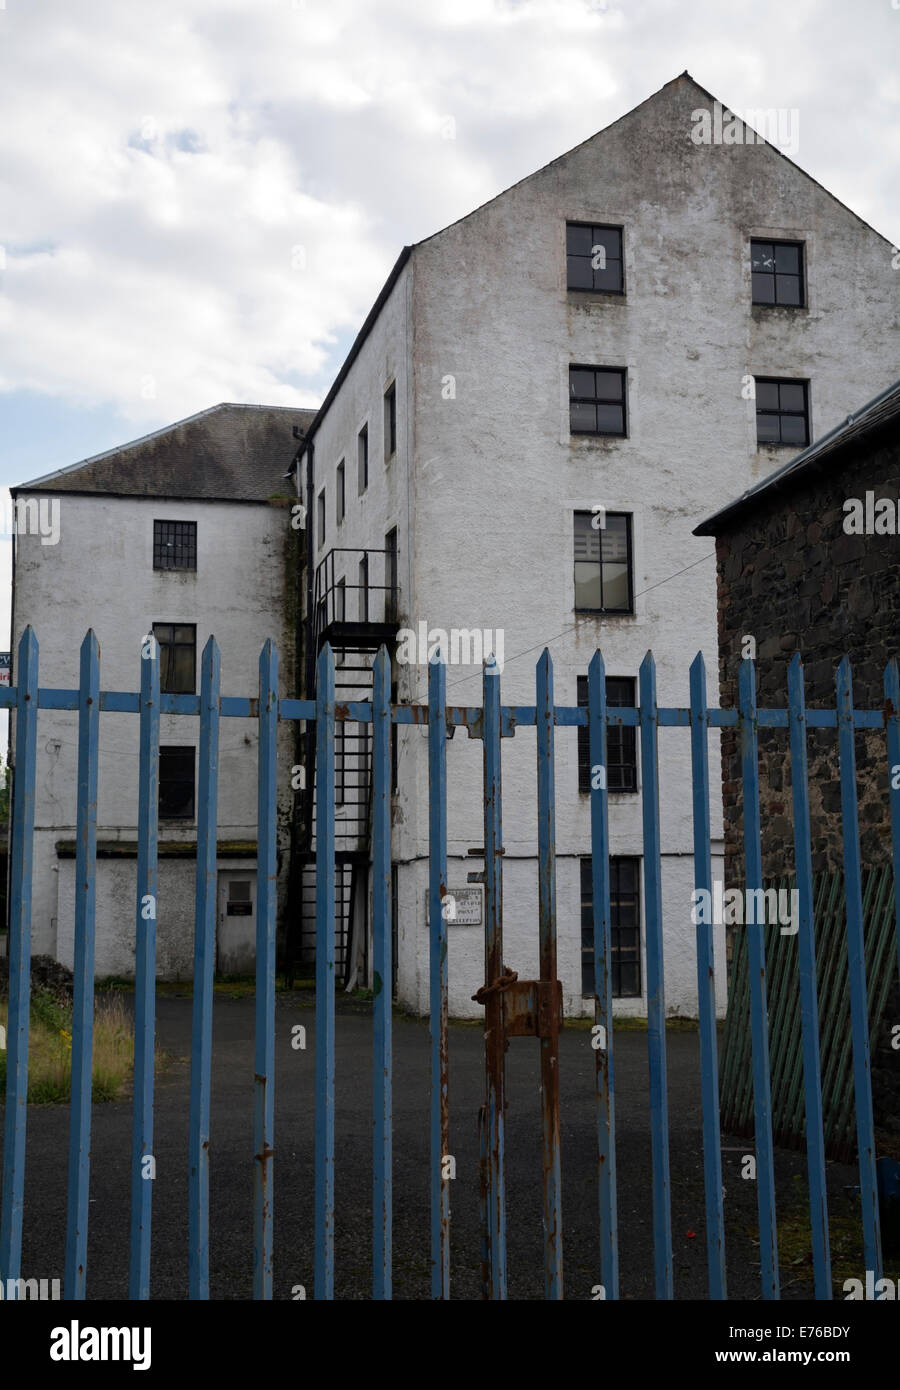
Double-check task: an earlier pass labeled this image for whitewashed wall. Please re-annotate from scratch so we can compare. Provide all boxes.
[314,78,900,1017]
[12,493,296,976]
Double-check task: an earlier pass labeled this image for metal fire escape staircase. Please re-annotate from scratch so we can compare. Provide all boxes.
[298,548,398,985]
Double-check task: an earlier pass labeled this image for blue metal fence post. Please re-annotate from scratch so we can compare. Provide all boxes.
[253,639,278,1300]
[0,627,39,1292]
[638,651,673,1299]
[738,655,780,1299]
[588,650,618,1300]
[64,629,101,1300]
[884,659,900,994]
[688,653,726,1300]
[787,653,831,1300]
[188,636,221,1300]
[129,630,160,1299]
[482,655,507,1299]
[535,650,563,1299]
[11,633,898,1304]
[372,646,393,1300]
[428,651,450,1299]
[314,642,336,1300]
[836,655,882,1279]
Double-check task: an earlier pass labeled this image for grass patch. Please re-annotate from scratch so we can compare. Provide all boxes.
[136,975,302,1000]
[562,1014,701,1032]
[0,986,136,1103]
[752,1173,900,1294]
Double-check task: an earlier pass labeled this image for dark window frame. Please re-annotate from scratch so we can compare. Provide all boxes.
[750,239,805,308]
[569,365,627,437]
[336,460,345,524]
[577,675,637,794]
[358,554,369,622]
[153,520,197,571]
[581,855,642,998]
[385,526,398,621]
[152,622,197,695]
[754,376,810,448]
[573,511,634,615]
[358,424,369,495]
[384,382,397,460]
[317,488,326,549]
[566,221,625,295]
[159,745,196,819]
[335,720,346,808]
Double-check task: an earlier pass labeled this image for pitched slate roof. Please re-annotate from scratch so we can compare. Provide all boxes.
[12,403,317,502]
[694,378,900,535]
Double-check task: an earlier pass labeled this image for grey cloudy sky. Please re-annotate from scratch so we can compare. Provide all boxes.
[0,0,898,509]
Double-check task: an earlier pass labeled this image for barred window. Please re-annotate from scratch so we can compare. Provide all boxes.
[153,520,197,570]
[581,856,641,998]
[577,675,637,793]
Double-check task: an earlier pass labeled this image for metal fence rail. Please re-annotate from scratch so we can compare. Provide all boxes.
[0,629,898,1299]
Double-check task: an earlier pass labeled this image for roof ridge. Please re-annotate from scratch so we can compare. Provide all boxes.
[13,402,316,492]
[413,72,704,251]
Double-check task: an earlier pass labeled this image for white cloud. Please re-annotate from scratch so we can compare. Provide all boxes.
[0,0,897,426]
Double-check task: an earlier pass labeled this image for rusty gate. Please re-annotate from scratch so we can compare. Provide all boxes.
[1,629,898,1299]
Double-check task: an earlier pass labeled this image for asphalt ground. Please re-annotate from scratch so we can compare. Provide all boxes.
[1,991,868,1301]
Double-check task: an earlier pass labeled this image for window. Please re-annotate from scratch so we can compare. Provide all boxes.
[152,623,196,694]
[153,520,196,571]
[384,383,397,460]
[385,527,398,620]
[317,489,326,549]
[755,378,809,447]
[577,676,637,793]
[225,880,252,916]
[581,856,641,997]
[358,424,369,495]
[566,222,624,294]
[573,512,632,613]
[336,461,345,524]
[159,746,195,819]
[335,722,346,808]
[358,555,369,622]
[335,577,346,622]
[569,366,626,436]
[751,240,804,307]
